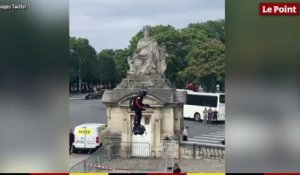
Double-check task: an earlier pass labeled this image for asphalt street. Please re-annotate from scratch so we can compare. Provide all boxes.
[69,98,224,138]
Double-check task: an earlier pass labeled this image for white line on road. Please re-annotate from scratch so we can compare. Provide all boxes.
[208,133,225,136]
[201,134,225,138]
[193,136,224,141]
[188,138,220,143]
[69,98,85,101]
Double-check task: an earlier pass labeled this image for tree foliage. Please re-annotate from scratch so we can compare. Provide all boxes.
[69,19,225,92]
[69,37,97,90]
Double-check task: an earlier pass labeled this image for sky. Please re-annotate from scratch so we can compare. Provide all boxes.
[70,0,224,52]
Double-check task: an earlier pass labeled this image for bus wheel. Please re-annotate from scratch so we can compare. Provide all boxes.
[194,113,201,122]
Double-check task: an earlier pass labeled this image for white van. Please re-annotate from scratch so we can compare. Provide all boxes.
[73,123,108,152]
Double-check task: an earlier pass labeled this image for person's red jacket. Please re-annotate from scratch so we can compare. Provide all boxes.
[134,96,145,110]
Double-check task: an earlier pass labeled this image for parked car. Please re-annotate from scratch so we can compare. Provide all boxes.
[85,90,104,99]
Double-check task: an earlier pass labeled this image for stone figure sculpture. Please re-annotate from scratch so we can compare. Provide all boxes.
[128,26,168,75]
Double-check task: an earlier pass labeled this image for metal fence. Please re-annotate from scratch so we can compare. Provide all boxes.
[69,146,109,172]
[69,141,152,173]
[108,141,151,158]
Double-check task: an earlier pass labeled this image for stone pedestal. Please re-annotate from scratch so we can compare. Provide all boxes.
[117,74,172,89]
[102,75,186,158]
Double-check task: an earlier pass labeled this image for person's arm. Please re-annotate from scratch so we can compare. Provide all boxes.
[139,97,150,108]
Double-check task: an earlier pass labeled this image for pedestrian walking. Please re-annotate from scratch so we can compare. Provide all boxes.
[173,163,181,173]
[203,107,208,124]
[69,128,75,154]
[182,126,188,141]
[207,107,213,124]
[213,109,218,124]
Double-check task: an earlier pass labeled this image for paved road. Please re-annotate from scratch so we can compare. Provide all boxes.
[69,152,89,168]
[69,99,107,131]
[69,98,224,138]
[69,97,224,168]
[188,131,225,146]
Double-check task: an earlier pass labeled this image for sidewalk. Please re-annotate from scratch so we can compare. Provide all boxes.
[94,158,225,173]
[69,94,86,101]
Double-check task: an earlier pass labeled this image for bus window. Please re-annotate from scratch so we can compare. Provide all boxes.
[186,94,217,107]
[187,94,202,105]
[201,96,217,107]
[219,95,225,104]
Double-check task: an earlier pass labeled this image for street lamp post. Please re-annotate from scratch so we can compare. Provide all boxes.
[78,58,81,93]
[71,48,82,93]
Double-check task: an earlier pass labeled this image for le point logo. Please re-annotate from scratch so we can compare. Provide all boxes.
[259,3,299,16]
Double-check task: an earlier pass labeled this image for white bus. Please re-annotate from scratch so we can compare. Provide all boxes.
[183,91,225,121]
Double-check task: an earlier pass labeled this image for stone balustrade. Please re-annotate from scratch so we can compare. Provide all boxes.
[179,142,225,160]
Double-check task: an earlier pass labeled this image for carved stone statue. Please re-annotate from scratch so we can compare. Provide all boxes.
[128,26,168,75]
[159,45,167,74]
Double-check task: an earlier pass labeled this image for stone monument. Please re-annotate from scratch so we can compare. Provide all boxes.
[127,26,167,75]
[102,26,186,158]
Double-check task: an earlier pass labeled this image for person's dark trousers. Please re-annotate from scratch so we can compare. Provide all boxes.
[134,109,142,127]
[182,135,188,141]
[69,142,73,153]
[208,116,212,124]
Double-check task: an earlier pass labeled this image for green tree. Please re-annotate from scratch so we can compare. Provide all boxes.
[69,19,225,91]
[69,37,97,91]
[113,49,130,82]
[184,38,225,92]
[97,49,117,87]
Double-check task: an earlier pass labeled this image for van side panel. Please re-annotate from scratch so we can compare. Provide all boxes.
[73,126,87,149]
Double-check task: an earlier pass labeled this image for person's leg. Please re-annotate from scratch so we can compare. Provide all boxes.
[69,142,72,153]
[183,135,187,141]
[137,110,142,126]
[133,110,142,134]
[134,110,141,127]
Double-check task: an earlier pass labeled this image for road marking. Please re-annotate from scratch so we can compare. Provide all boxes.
[193,136,224,141]
[189,131,225,146]
[201,134,224,138]
[208,133,224,136]
[69,97,85,101]
[188,138,220,143]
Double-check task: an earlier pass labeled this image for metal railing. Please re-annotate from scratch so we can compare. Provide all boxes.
[69,146,109,172]
[107,141,151,158]
[69,141,152,172]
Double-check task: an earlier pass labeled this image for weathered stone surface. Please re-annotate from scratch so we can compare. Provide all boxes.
[127,26,167,75]
[117,74,172,89]
[101,25,186,158]
[102,88,186,106]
